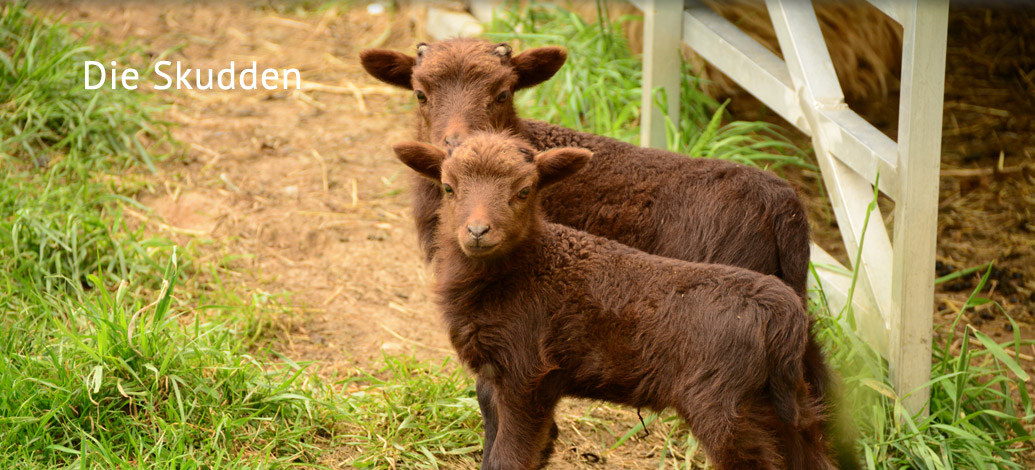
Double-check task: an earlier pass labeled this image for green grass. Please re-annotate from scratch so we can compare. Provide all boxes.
[0,2,165,175]
[813,265,1034,470]
[337,356,483,469]
[0,255,336,469]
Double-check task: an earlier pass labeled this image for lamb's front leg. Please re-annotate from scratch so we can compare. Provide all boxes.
[481,392,559,470]
[476,377,498,463]
[477,377,559,469]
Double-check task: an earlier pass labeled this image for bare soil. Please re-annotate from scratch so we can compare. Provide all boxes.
[41,0,1034,467]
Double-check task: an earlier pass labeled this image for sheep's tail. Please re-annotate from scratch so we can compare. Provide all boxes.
[799,323,862,470]
[762,295,810,426]
[762,296,844,470]
[769,192,817,422]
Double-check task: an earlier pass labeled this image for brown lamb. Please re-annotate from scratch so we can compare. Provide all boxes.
[361,38,857,469]
[390,132,835,470]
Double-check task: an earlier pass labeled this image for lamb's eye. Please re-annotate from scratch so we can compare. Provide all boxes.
[495,90,510,103]
[442,183,454,197]
[415,90,427,104]
[516,186,531,200]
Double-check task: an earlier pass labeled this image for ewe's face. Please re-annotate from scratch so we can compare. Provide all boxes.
[438,142,539,260]
[411,40,520,149]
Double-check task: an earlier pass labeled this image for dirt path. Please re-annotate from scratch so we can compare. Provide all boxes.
[62,2,450,372]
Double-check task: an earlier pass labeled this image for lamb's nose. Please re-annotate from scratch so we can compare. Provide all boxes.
[467,224,490,239]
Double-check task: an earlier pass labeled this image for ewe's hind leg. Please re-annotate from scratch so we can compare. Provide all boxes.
[678,397,783,470]
[481,394,558,470]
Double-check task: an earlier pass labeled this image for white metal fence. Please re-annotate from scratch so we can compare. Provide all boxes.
[632,0,949,414]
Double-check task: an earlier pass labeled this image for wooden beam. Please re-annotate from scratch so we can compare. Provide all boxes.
[889,0,949,416]
[639,0,683,149]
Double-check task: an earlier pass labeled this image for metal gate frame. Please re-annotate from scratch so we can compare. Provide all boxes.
[632,0,949,415]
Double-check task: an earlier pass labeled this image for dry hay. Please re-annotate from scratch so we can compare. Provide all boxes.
[561,0,901,104]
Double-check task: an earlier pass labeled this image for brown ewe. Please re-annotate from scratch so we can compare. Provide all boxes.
[391,132,835,470]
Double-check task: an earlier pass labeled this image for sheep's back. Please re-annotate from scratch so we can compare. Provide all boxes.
[521,119,800,282]
[541,224,807,408]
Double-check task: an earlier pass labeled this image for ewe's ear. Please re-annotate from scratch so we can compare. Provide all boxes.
[512,46,567,90]
[359,49,415,89]
[392,142,447,181]
[535,147,591,188]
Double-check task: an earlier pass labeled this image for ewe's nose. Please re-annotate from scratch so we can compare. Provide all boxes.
[444,134,461,149]
[467,224,490,239]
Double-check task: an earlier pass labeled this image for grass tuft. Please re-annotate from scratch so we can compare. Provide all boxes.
[812,265,1033,469]
[1,254,336,468]
[338,356,483,469]
[0,1,166,175]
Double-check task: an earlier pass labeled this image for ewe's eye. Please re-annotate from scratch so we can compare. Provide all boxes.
[442,183,454,197]
[415,90,427,104]
[516,186,531,200]
[495,90,510,103]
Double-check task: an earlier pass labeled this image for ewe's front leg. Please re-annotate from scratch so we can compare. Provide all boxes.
[481,395,558,470]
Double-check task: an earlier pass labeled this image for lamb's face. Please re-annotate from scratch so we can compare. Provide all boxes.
[360,39,567,149]
[438,139,541,260]
[392,134,591,260]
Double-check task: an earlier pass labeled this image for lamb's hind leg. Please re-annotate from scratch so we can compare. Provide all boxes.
[678,396,783,470]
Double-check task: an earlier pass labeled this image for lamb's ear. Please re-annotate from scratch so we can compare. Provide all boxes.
[511,46,567,90]
[392,142,446,181]
[535,147,591,188]
[359,49,415,89]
